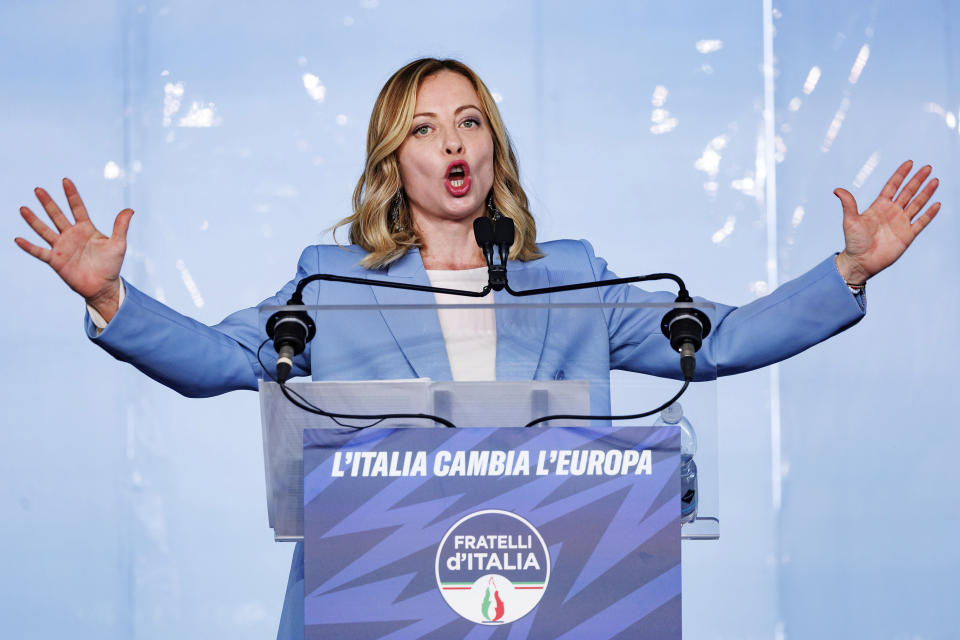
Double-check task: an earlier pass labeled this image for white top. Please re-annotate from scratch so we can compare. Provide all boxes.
[425,267,496,381]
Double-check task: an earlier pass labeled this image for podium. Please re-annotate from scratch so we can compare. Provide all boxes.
[259,299,719,637]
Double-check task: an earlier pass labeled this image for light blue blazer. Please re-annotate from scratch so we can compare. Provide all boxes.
[87,239,865,639]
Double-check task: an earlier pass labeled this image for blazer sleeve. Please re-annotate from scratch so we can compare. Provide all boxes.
[578,240,866,380]
[85,246,319,397]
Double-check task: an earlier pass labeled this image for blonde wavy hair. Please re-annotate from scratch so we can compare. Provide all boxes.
[333,58,542,269]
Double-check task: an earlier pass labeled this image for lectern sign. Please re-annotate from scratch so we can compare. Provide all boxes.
[303,425,681,639]
[435,509,550,624]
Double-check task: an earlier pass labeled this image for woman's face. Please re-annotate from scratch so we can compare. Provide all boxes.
[396,70,494,230]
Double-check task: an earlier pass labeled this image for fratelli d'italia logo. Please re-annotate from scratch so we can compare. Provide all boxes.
[435,510,550,625]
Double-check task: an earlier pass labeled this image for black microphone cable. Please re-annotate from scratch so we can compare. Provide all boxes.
[265,214,713,428]
[524,380,689,428]
[256,338,456,429]
[259,333,688,430]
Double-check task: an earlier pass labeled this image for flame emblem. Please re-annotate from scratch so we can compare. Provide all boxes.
[480,576,505,622]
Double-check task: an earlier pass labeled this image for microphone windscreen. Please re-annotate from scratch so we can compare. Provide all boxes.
[494,216,515,246]
[473,216,494,247]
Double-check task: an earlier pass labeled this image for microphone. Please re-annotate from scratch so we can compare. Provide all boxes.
[474,216,509,291]
[265,293,316,383]
[473,216,495,266]
[660,295,711,382]
[494,216,515,263]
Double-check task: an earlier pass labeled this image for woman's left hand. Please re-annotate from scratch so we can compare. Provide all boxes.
[833,159,941,284]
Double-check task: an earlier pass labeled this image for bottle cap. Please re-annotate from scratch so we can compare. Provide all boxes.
[660,402,684,424]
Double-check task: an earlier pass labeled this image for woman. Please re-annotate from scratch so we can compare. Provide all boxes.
[14,58,941,638]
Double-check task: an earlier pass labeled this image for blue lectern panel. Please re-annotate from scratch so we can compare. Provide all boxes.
[303,426,681,639]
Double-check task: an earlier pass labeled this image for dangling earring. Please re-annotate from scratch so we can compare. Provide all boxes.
[390,189,405,233]
[486,192,503,221]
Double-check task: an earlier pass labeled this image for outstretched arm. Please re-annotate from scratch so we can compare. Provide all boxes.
[16,178,313,396]
[602,160,942,379]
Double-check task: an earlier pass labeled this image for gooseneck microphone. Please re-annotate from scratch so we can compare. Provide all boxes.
[473,216,495,267]
[660,294,712,382]
[265,292,316,383]
[474,216,510,291]
[493,216,515,263]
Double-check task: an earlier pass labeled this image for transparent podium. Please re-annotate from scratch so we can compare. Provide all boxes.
[259,298,719,637]
[258,299,721,541]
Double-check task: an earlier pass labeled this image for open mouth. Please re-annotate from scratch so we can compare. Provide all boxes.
[448,164,466,187]
[445,161,471,196]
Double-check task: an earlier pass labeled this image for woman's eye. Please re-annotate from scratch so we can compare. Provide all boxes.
[461,118,480,129]
[413,124,431,136]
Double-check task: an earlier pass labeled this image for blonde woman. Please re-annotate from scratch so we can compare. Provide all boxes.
[15,58,940,637]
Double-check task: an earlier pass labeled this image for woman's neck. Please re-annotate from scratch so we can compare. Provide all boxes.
[416,215,487,270]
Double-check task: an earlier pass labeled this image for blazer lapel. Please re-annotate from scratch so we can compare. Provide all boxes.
[495,261,550,381]
[368,249,453,381]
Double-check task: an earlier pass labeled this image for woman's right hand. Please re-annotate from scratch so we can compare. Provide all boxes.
[14,178,133,323]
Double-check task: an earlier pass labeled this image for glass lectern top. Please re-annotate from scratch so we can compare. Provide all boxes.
[257,300,720,541]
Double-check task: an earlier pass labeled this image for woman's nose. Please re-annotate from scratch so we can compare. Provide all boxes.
[444,132,463,155]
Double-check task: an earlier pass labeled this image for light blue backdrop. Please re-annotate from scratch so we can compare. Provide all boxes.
[1,1,956,638]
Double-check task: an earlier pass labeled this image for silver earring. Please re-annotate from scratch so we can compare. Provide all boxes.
[486,192,503,221]
[390,190,405,233]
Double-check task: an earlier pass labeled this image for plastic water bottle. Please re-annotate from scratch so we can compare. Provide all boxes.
[654,402,698,525]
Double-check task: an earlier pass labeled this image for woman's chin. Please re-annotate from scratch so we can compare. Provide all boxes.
[442,189,486,213]
[416,200,485,225]
[447,198,486,220]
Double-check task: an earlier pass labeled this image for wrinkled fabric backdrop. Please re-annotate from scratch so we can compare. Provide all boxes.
[1,1,956,638]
